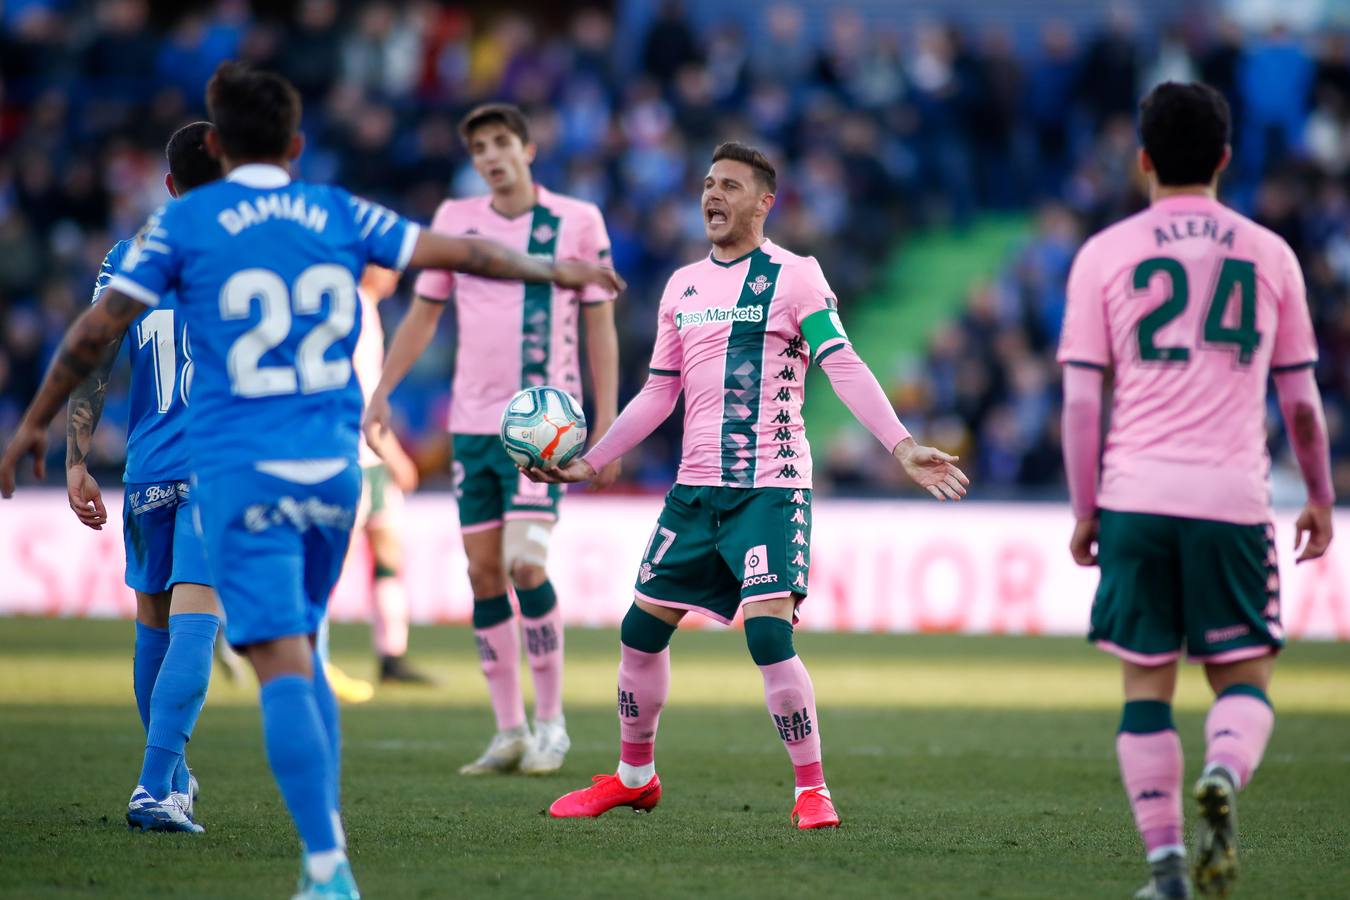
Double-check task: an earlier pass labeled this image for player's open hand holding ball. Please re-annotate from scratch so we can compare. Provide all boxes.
[66,464,108,530]
[0,420,48,498]
[893,437,969,501]
[552,259,625,295]
[523,457,596,485]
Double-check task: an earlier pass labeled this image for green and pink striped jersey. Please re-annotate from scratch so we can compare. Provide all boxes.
[649,239,850,489]
[1058,195,1318,524]
[413,186,615,435]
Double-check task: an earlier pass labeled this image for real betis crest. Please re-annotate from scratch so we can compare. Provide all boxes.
[747,274,773,295]
[532,223,556,245]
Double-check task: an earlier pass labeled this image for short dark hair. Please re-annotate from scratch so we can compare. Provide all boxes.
[165,121,222,192]
[711,141,776,193]
[206,61,302,161]
[459,103,531,146]
[1139,82,1231,186]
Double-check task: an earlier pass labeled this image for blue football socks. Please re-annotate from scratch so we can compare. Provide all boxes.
[311,650,342,805]
[260,674,340,854]
[133,622,171,732]
[138,613,218,798]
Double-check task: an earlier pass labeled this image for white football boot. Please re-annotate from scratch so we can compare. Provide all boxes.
[519,716,571,775]
[458,726,531,775]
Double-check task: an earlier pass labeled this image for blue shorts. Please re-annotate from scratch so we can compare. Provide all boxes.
[194,463,360,648]
[123,481,211,594]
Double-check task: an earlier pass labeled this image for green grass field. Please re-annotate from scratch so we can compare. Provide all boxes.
[2,619,1347,899]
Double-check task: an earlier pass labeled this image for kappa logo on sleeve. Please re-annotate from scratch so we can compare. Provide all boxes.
[742,544,778,588]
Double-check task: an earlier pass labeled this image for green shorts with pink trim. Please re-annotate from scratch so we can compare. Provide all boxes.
[452,434,562,533]
[1090,509,1283,664]
[634,484,812,624]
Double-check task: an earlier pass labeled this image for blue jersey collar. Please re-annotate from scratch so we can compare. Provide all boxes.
[226,164,291,188]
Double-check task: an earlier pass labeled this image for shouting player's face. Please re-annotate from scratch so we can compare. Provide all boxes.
[702,160,772,247]
[468,123,536,194]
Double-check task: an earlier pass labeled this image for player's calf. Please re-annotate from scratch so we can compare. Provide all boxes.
[1192,683,1273,898]
[745,609,838,829]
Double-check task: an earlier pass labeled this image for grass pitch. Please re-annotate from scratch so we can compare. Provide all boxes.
[1,619,1347,899]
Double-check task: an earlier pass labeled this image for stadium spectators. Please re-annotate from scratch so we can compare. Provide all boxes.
[1,2,1348,499]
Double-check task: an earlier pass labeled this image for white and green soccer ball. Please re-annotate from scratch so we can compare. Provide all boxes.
[499,386,588,469]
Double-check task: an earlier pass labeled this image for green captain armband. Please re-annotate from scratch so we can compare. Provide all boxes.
[801,307,850,364]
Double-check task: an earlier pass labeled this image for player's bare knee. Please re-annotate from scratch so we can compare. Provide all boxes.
[368,526,402,575]
[136,591,172,629]
[466,558,508,597]
[1121,659,1179,702]
[1204,654,1274,695]
[509,561,547,591]
[169,582,220,617]
[502,520,552,588]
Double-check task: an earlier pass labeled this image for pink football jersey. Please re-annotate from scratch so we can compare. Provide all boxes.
[412,186,615,434]
[650,239,848,489]
[1058,195,1317,524]
[354,287,385,465]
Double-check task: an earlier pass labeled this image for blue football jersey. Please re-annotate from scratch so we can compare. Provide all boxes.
[94,240,192,483]
[108,165,419,480]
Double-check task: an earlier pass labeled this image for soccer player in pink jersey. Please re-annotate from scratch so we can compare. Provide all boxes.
[1058,83,1334,900]
[350,265,432,685]
[365,104,620,775]
[524,142,969,829]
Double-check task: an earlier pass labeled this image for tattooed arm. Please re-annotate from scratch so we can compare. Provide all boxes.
[407,232,626,294]
[64,323,126,528]
[1,289,146,497]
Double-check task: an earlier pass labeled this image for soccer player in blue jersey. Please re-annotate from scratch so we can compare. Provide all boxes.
[65,122,224,834]
[0,62,622,900]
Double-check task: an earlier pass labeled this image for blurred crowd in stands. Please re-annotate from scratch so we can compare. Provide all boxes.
[2,0,1349,500]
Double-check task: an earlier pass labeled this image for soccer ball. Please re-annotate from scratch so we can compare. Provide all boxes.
[499,386,588,469]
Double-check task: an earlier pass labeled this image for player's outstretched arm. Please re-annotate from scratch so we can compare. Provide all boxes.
[817,345,968,500]
[582,301,621,490]
[1,290,146,497]
[408,232,625,294]
[1274,366,1335,562]
[363,296,444,446]
[522,373,682,485]
[64,332,124,529]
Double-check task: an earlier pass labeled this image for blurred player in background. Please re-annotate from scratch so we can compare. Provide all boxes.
[351,264,431,685]
[0,61,622,899]
[365,104,620,775]
[527,143,968,828]
[65,122,222,833]
[1059,82,1334,900]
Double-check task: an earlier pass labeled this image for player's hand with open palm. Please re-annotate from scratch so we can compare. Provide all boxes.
[66,464,108,530]
[1294,503,1333,563]
[893,437,969,501]
[521,457,596,485]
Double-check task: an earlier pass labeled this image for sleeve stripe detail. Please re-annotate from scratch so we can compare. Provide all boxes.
[811,336,848,362]
[649,367,680,377]
[1271,361,1316,374]
[814,343,845,365]
[415,292,449,306]
[106,275,161,308]
[395,223,421,272]
[1063,360,1107,371]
